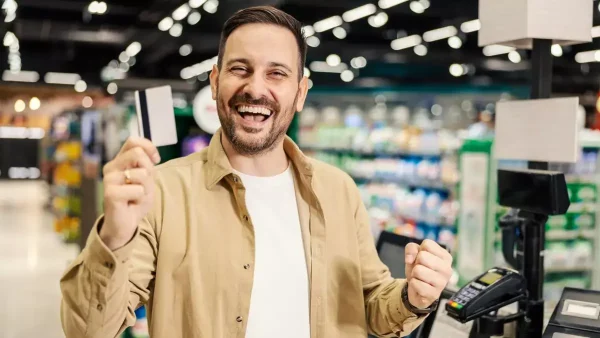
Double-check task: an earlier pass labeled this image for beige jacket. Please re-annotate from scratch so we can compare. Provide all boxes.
[60,130,424,338]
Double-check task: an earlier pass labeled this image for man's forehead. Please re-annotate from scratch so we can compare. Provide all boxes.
[223,23,300,70]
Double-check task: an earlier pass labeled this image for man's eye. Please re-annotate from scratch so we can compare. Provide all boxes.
[231,67,247,74]
[271,71,287,78]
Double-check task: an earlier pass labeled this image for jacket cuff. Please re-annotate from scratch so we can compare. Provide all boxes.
[389,280,427,335]
[83,216,140,278]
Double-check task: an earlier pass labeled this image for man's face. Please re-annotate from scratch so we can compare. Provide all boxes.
[210,23,308,156]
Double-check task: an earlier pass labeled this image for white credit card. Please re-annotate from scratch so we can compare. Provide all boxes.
[134,85,178,147]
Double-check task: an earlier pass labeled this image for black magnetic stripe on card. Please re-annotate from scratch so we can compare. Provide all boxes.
[139,90,152,141]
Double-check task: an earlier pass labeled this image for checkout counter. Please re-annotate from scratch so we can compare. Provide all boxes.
[376,169,600,338]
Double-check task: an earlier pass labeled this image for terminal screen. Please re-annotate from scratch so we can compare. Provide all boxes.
[478,272,503,286]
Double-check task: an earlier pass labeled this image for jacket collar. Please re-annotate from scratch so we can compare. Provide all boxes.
[204,129,314,190]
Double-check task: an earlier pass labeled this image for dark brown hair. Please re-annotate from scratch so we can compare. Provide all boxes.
[217,6,307,80]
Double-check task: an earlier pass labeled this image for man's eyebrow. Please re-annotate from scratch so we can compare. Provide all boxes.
[225,58,251,66]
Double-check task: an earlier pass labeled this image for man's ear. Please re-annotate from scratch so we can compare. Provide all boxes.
[295,76,310,113]
[209,64,219,100]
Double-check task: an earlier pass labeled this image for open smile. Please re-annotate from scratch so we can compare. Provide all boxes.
[234,105,274,124]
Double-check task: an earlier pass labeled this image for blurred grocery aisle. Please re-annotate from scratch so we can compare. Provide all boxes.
[0,181,79,338]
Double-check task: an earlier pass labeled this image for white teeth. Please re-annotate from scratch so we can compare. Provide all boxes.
[237,105,271,116]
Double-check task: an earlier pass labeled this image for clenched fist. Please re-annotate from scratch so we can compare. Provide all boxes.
[405,239,453,309]
[99,137,161,250]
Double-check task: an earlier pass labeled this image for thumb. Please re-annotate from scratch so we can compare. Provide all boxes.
[405,243,419,280]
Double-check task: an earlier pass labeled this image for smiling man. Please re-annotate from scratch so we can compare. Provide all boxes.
[60,6,453,338]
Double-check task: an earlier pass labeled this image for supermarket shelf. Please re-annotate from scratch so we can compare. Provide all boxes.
[545,265,593,273]
[495,229,595,242]
[546,229,595,241]
[301,146,445,158]
[352,176,455,192]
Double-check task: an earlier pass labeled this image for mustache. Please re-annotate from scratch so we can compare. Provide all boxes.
[228,93,280,113]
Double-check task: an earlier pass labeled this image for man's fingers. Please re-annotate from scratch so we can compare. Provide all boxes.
[405,243,420,264]
[104,169,153,194]
[104,147,155,174]
[405,242,420,280]
[415,251,454,279]
[118,137,161,164]
[420,239,453,263]
[412,264,447,289]
[104,184,145,203]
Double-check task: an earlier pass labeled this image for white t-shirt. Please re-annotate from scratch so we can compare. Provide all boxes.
[235,166,310,338]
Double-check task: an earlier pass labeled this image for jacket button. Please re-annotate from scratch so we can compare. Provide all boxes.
[236,316,243,323]
[243,215,249,222]
[244,264,250,269]
[97,304,103,311]
[233,176,239,183]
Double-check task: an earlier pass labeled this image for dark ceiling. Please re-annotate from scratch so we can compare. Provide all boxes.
[2,0,600,97]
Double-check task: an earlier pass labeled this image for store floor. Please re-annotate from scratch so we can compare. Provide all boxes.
[0,181,79,338]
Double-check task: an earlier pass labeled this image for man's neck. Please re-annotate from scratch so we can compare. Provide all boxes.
[221,134,289,177]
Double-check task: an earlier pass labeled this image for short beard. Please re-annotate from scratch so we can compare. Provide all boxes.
[217,88,298,156]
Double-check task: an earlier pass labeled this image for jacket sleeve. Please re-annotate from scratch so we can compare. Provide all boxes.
[353,184,426,337]
[59,213,158,338]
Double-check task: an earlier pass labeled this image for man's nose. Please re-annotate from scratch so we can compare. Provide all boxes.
[243,73,269,100]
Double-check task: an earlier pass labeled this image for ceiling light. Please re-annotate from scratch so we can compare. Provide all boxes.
[96,1,107,14]
[508,51,521,63]
[308,79,314,89]
[126,42,142,57]
[343,4,377,22]
[449,63,465,77]
[333,27,347,39]
[448,36,463,49]
[551,44,563,57]
[119,51,130,63]
[350,56,367,69]
[423,26,458,42]
[419,0,430,9]
[169,23,183,37]
[2,70,39,83]
[409,1,425,14]
[592,26,600,38]
[180,44,193,56]
[391,34,422,50]
[326,54,342,67]
[461,19,481,33]
[189,0,207,8]
[198,72,209,81]
[107,82,118,95]
[304,67,311,78]
[173,4,191,21]
[368,12,388,28]
[414,44,428,56]
[119,62,130,72]
[88,1,99,13]
[483,44,516,56]
[203,0,218,14]
[180,55,218,79]
[306,36,320,47]
[378,0,410,9]
[44,72,81,85]
[158,17,174,31]
[310,61,348,73]
[431,104,442,116]
[3,31,16,47]
[14,99,25,113]
[128,56,136,66]
[188,11,201,25]
[575,50,600,63]
[303,26,315,37]
[29,97,41,111]
[74,80,87,93]
[82,96,93,108]
[340,70,354,82]
[314,16,343,33]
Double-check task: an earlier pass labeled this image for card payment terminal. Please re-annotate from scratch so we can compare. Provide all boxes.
[446,267,527,323]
